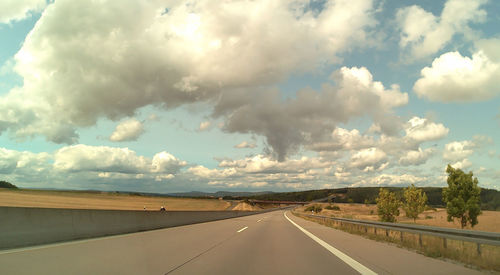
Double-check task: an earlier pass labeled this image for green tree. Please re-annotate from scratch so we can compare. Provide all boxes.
[442,165,481,229]
[0,180,17,189]
[376,188,400,222]
[403,184,427,222]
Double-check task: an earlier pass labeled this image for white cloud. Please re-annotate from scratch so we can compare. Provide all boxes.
[310,127,375,152]
[198,121,211,131]
[352,174,427,187]
[109,118,144,142]
[414,51,500,102]
[404,117,449,143]
[54,144,185,174]
[399,148,435,166]
[450,159,472,170]
[0,0,46,24]
[0,147,50,174]
[349,147,388,170]
[443,140,475,161]
[234,141,257,149]
[188,165,237,179]
[151,151,187,174]
[396,0,487,60]
[0,0,378,144]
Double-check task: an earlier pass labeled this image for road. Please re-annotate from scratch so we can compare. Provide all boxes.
[0,210,480,274]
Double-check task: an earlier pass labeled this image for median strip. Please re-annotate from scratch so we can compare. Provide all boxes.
[284,211,377,275]
[237,226,248,233]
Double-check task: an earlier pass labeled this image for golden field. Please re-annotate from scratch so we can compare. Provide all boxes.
[0,189,231,211]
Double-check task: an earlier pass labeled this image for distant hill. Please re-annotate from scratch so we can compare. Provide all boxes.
[0,181,17,189]
[232,187,500,211]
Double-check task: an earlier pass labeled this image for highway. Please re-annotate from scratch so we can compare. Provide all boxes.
[0,210,480,275]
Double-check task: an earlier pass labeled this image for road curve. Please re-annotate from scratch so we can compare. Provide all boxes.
[0,210,480,275]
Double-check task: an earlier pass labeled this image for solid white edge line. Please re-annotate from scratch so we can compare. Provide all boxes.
[284,211,377,275]
[237,226,248,233]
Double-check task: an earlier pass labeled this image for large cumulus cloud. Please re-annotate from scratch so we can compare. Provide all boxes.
[413,50,500,102]
[396,0,487,61]
[0,0,378,145]
[0,0,46,24]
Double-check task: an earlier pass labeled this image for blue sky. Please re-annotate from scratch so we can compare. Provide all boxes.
[0,0,499,193]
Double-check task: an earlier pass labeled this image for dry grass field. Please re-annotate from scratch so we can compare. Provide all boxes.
[300,203,500,233]
[0,189,231,211]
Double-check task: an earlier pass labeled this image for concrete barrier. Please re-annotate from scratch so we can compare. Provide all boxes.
[0,206,273,250]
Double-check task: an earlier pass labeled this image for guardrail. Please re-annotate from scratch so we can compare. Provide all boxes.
[297,212,500,246]
[293,211,500,271]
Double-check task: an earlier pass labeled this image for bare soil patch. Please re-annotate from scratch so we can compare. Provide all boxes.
[300,203,500,233]
[0,189,231,211]
[232,202,263,211]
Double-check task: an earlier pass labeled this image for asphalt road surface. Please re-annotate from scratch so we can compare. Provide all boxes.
[0,210,481,275]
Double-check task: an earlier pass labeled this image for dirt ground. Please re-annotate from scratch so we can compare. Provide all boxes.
[0,189,231,211]
[300,203,500,233]
[232,202,263,211]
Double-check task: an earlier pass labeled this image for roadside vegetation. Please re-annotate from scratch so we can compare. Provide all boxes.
[304,204,323,213]
[403,184,428,222]
[231,186,499,211]
[0,180,17,189]
[376,188,400,222]
[442,165,482,228]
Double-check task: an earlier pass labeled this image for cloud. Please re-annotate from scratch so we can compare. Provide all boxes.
[109,118,144,142]
[414,51,500,102]
[54,144,185,175]
[217,66,407,160]
[399,148,435,166]
[186,154,335,189]
[443,140,475,161]
[404,117,449,143]
[0,145,190,189]
[188,165,237,179]
[450,159,472,170]
[0,0,46,24]
[309,127,375,152]
[349,147,388,171]
[198,121,211,131]
[0,0,378,144]
[396,0,487,60]
[0,147,50,175]
[234,141,257,149]
[351,174,427,187]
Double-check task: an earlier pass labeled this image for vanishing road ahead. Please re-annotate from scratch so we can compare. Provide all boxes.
[0,210,480,275]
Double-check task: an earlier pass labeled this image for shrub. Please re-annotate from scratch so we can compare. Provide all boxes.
[305,204,323,213]
[0,181,17,189]
[325,204,340,210]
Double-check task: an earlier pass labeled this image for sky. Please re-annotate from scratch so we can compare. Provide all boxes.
[0,0,499,193]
